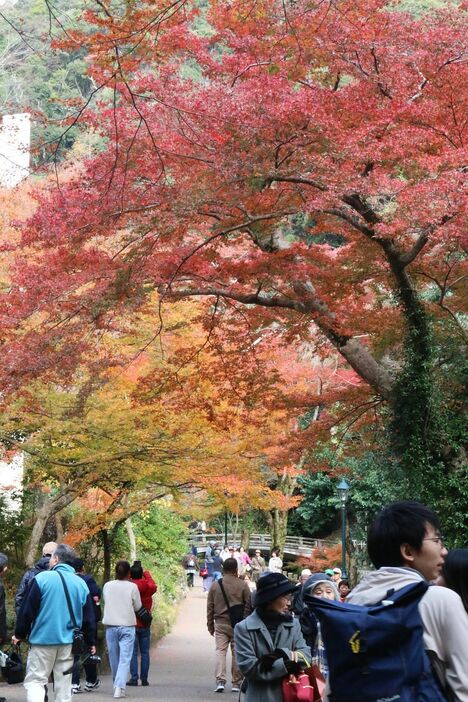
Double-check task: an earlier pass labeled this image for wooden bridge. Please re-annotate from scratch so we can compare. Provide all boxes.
[189,532,365,558]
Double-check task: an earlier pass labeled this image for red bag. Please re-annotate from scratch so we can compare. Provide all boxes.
[199,568,209,578]
[281,672,315,702]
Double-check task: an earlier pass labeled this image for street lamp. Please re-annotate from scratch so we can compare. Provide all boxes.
[223,490,229,547]
[337,478,350,579]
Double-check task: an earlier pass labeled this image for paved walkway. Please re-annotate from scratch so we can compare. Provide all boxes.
[1,581,234,702]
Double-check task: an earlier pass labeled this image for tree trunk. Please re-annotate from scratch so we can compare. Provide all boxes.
[25,486,81,565]
[270,508,288,557]
[55,512,64,542]
[126,517,137,561]
[240,524,251,550]
[102,529,112,583]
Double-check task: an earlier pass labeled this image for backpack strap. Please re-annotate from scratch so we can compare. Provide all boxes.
[57,571,78,629]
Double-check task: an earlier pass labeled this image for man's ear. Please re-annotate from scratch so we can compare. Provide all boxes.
[400,542,416,566]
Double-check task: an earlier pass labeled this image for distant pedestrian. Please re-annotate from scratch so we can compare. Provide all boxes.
[290,568,312,616]
[338,579,350,602]
[183,553,198,588]
[0,554,8,647]
[13,545,95,702]
[128,561,157,687]
[250,550,266,582]
[102,560,142,699]
[331,567,341,584]
[437,549,468,613]
[207,558,250,694]
[219,544,230,562]
[202,558,214,593]
[15,542,57,614]
[212,550,224,582]
[268,551,282,574]
[238,547,251,575]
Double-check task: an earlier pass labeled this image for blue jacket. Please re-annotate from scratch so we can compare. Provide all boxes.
[15,563,95,646]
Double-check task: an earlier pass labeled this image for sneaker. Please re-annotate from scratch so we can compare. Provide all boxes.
[126,680,138,687]
[214,682,225,693]
[231,687,240,693]
[141,681,149,687]
[84,680,101,692]
[113,689,126,699]
[72,685,83,695]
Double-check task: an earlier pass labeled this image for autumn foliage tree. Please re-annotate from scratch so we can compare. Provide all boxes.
[0,0,466,526]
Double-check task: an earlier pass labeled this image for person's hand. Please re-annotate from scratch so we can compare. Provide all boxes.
[11,635,20,645]
[258,650,287,672]
[284,660,305,676]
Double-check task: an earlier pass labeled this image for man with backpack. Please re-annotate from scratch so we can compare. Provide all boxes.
[308,501,468,702]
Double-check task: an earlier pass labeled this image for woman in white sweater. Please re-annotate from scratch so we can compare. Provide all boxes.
[103,560,142,699]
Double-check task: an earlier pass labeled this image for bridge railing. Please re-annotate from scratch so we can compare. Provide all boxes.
[188,532,365,555]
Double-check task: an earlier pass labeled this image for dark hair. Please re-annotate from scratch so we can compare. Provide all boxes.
[223,557,238,574]
[115,560,131,580]
[53,544,78,566]
[131,562,144,579]
[367,501,441,568]
[73,558,85,572]
[441,549,468,614]
[338,580,349,589]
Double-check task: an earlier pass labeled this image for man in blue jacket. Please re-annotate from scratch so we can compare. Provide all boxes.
[13,544,96,702]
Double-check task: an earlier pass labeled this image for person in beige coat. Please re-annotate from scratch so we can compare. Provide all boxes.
[207,557,251,693]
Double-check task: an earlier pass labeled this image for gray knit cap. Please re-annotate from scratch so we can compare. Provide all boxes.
[0,553,8,572]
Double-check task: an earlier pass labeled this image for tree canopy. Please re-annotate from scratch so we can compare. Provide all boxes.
[0,0,466,547]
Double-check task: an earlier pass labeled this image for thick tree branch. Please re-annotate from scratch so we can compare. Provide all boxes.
[170,285,394,398]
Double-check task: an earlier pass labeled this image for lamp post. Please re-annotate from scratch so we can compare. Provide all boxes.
[223,490,229,547]
[337,478,350,579]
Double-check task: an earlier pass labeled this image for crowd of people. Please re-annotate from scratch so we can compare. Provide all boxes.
[0,543,157,702]
[201,501,468,701]
[1,500,467,702]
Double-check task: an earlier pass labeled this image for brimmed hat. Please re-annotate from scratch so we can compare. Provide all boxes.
[255,572,298,607]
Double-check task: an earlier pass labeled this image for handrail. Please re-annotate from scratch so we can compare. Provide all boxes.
[188,532,366,553]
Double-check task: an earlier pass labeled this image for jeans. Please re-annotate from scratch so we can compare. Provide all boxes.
[129,627,151,682]
[106,626,135,689]
[203,576,213,592]
[213,571,222,581]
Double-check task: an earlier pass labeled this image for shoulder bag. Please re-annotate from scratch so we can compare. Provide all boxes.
[57,571,87,655]
[218,579,244,628]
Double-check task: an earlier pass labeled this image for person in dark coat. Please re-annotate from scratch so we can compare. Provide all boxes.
[0,553,8,646]
[234,572,311,702]
[15,542,57,614]
[71,559,102,693]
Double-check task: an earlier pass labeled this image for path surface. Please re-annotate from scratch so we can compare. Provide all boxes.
[2,580,234,702]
